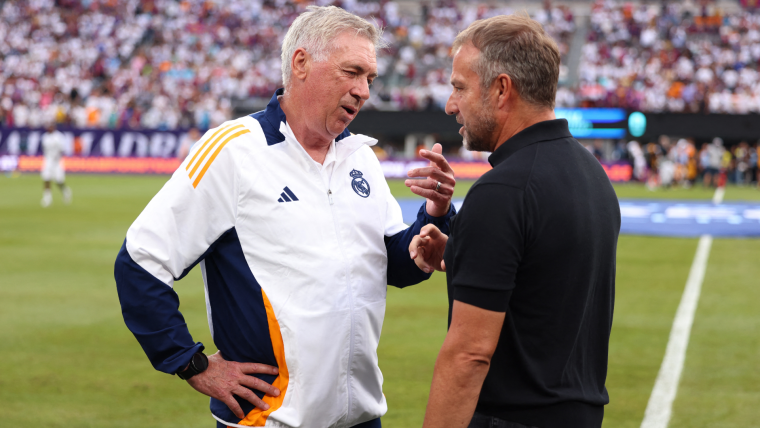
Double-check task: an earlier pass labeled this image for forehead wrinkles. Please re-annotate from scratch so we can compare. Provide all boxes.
[334,38,377,71]
[451,49,478,85]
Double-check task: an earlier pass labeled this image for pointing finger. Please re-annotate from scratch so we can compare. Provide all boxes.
[418,147,453,173]
[429,143,442,166]
[406,168,455,185]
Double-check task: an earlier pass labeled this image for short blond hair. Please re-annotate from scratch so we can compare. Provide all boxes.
[281,5,384,88]
[453,14,560,109]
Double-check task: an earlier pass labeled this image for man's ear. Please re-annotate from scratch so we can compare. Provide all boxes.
[495,74,512,110]
[291,48,311,82]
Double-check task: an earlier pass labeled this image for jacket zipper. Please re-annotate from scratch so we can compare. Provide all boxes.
[326,171,355,424]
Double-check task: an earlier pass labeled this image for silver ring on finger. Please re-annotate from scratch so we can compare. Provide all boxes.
[435,181,442,192]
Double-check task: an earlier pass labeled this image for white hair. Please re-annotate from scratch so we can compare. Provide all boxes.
[281,5,384,88]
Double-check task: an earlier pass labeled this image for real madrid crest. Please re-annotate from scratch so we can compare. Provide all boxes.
[350,169,370,198]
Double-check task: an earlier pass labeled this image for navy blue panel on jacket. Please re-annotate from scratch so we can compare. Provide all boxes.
[114,241,204,374]
[202,228,278,422]
[251,88,350,147]
[385,201,456,288]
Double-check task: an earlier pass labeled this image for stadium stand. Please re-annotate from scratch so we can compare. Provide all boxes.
[579,1,760,113]
[0,0,758,187]
[0,0,575,129]
[8,1,758,127]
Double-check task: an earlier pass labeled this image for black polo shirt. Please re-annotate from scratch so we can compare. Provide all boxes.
[443,119,620,428]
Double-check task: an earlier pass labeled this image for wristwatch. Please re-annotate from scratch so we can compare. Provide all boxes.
[177,352,209,380]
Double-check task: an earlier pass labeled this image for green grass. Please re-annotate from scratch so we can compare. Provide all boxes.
[0,174,216,426]
[612,182,760,201]
[670,238,760,428]
[1,174,758,427]
[601,237,698,428]
[391,178,760,202]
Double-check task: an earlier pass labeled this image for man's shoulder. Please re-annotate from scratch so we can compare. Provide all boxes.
[481,145,540,191]
[182,118,270,178]
[201,117,270,153]
[532,137,609,182]
[243,109,288,147]
[353,142,381,160]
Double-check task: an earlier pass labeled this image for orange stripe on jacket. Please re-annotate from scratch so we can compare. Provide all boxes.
[185,124,232,172]
[238,290,290,426]
[192,129,249,188]
[188,124,244,179]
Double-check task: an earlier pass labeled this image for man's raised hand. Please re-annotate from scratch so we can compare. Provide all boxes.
[405,143,456,217]
[409,224,448,273]
[186,351,280,419]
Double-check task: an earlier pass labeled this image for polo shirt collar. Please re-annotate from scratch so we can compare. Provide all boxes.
[488,119,572,167]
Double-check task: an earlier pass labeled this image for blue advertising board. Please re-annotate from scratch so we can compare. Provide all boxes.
[554,108,627,139]
[397,199,760,238]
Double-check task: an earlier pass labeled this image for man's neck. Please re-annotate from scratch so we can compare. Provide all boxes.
[279,92,333,164]
[492,107,556,153]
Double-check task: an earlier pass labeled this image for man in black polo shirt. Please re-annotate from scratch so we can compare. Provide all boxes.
[408,14,620,428]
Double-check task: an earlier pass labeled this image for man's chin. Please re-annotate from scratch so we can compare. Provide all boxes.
[463,135,490,152]
[328,121,351,138]
[462,134,477,151]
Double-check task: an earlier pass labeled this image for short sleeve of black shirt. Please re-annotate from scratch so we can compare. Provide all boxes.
[444,183,525,313]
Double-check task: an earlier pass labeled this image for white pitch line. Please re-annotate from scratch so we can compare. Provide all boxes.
[639,235,712,428]
[712,186,725,205]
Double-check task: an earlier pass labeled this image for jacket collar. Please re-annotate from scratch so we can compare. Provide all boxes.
[251,88,355,146]
[488,119,573,167]
[258,88,377,163]
[279,121,377,165]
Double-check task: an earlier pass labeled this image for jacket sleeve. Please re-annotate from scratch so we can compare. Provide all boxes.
[114,125,245,374]
[383,192,457,288]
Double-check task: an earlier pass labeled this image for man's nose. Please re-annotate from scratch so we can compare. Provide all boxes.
[351,79,371,101]
[445,94,458,116]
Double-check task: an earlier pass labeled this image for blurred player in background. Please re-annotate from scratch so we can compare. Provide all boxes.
[40,123,72,207]
[177,127,201,160]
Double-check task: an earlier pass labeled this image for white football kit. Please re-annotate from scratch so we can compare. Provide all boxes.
[41,130,66,183]
[115,90,455,428]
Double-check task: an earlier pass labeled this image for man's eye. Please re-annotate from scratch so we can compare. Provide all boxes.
[368,80,374,89]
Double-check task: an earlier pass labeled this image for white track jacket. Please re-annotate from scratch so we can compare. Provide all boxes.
[114,90,455,428]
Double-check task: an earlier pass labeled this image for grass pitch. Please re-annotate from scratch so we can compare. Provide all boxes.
[0,174,758,427]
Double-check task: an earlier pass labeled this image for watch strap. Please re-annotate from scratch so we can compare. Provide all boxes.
[177,352,208,380]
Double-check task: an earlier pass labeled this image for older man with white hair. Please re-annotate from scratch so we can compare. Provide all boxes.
[114,6,456,428]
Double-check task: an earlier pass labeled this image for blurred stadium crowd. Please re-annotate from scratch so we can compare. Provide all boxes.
[1,0,570,130]
[577,1,760,113]
[612,136,760,188]
[0,0,758,131]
